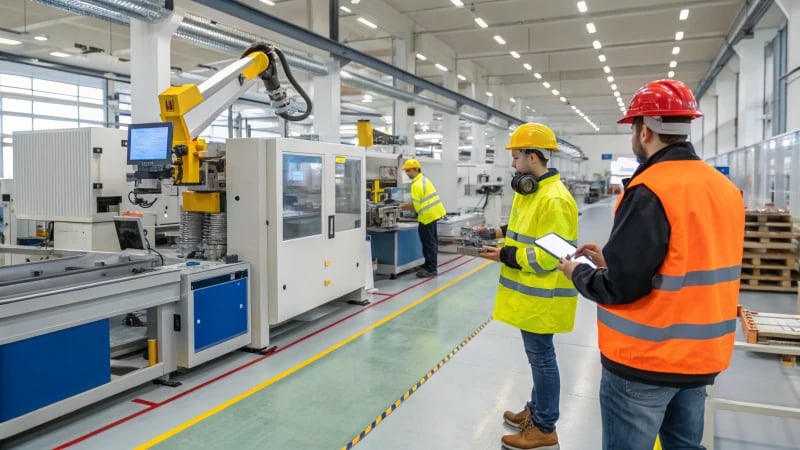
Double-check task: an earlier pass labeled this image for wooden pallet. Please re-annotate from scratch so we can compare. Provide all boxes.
[739,307,800,365]
[742,252,799,269]
[745,211,795,233]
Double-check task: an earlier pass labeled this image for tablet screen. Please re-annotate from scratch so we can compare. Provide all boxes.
[534,233,597,269]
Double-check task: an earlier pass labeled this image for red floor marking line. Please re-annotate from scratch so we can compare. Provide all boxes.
[130,398,159,408]
[438,255,465,268]
[370,292,392,297]
[55,256,480,449]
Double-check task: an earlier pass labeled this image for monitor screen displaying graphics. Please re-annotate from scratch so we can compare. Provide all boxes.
[113,216,148,250]
[127,122,173,165]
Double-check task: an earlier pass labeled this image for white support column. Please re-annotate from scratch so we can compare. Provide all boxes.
[777,0,800,131]
[441,71,460,163]
[715,68,738,154]
[392,38,414,148]
[470,78,487,164]
[130,13,182,123]
[734,28,777,146]
[308,0,341,143]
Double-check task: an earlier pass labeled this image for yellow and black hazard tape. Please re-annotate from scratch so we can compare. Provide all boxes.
[341,317,493,450]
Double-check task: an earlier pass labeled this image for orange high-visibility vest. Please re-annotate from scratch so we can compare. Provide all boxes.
[599,160,744,375]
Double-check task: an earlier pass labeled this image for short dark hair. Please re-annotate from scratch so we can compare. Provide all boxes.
[524,148,548,165]
[633,116,690,145]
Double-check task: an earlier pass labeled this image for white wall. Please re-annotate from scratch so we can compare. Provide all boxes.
[562,134,632,177]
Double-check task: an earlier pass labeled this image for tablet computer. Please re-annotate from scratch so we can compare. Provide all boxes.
[534,232,597,269]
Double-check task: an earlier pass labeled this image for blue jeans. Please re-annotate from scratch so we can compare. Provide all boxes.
[521,331,560,433]
[600,367,706,450]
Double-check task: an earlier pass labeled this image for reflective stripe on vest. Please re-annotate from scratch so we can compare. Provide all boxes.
[499,275,578,298]
[653,265,741,291]
[597,308,737,342]
[597,159,744,375]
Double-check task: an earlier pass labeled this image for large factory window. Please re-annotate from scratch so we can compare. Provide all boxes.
[0,66,107,178]
[335,157,362,232]
[282,154,322,240]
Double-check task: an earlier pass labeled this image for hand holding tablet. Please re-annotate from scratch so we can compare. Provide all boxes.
[534,232,598,269]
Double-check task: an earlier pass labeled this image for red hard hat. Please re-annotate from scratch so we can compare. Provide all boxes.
[618,79,702,124]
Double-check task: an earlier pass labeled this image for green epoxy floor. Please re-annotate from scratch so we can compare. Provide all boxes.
[152,263,499,450]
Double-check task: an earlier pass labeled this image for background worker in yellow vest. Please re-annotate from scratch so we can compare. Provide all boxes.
[476,123,579,450]
[399,159,447,278]
[557,79,745,450]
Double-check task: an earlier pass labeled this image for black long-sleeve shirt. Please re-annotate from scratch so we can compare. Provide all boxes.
[572,142,717,387]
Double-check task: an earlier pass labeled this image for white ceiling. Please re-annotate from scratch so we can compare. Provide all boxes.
[0,0,789,138]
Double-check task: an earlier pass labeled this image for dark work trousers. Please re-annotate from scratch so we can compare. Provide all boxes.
[418,220,439,272]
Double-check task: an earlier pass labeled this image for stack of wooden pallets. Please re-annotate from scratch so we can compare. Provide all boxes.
[740,211,800,292]
[739,306,800,365]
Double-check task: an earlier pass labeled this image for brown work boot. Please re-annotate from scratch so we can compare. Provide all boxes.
[501,416,559,450]
[502,404,531,430]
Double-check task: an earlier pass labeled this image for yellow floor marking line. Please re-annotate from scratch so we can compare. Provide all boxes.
[135,260,493,449]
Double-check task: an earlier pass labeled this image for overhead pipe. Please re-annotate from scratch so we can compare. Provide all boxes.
[35,0,329,77]
[35,0,169,23]
[340,70,464,117]
[695,0,773,100]
[178,14,329,76]
[458,110,489,125]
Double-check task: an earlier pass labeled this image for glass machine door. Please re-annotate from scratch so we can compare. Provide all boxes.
[282,154,323,241]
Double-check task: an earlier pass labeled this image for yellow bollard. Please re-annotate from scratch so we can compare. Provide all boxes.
[147,339,157,366]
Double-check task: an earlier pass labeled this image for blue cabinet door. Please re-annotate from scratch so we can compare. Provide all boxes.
[193,279,249,353]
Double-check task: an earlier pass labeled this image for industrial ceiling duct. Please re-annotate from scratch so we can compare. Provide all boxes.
[178,14,329,76]
[35,1,329,76]
[35,0,169,23]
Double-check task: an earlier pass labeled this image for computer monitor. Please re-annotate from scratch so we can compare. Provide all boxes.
[113,216,148,251]
[127,122,173,165]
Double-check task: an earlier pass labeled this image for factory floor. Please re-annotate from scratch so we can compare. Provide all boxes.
[4,198,800,450]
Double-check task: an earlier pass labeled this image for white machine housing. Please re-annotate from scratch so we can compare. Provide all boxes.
[227,137,367,349]
[12,128,181,251]
[0,179,15,248]
[13,128,129,251]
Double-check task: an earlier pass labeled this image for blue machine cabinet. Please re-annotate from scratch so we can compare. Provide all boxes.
[176,262,251,368]
[0,320,110,422]
[367,223,424,278]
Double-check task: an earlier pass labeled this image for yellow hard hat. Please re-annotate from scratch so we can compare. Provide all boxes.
[505,123,559,151]
[402,159,421,170]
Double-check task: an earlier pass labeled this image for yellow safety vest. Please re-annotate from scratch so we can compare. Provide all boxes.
[411,174,447,225]
[493,171,579,334]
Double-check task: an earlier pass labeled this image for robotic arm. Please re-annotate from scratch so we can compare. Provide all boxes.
[132,42,312,196]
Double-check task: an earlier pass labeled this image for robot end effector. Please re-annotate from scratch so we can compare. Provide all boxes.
[241,42,312,122]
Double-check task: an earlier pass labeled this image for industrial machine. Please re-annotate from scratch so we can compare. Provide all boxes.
[226,138,366,348]
[455,226,499,257]
[11,127,180,251]
[366,202,400,229]
[0,179,15,249]
[437,212,487,252]
[12,128,128,252]
[0,215,250,439]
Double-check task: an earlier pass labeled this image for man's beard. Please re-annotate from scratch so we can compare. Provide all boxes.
[633,137,647,164]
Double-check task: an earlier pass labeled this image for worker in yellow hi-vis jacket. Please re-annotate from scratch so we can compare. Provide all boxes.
[399,159,446,278]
